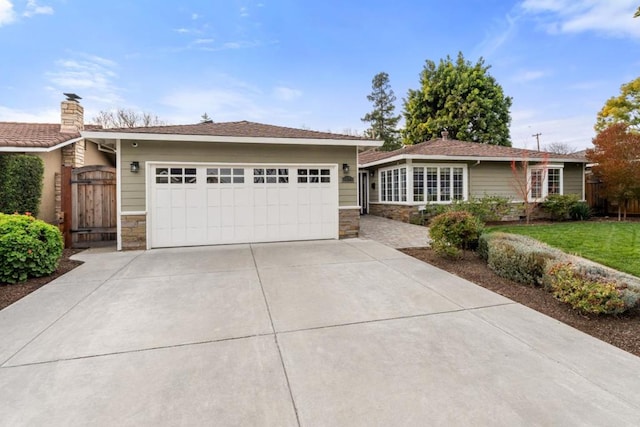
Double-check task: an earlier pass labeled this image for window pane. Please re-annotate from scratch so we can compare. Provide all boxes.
[220,168,231,175]
[170,168,182,175]
[186,176,197,184]
[157,168,168,175]
[548,169,560,195]
[171,176,182,184]
[279,169,289,175]
[233,168,244,175]
[426,168,438,202]
[298,169,307,176]
[453,167,464,200]
[220,176,231,184]
[185,168,196,175]
[267,168,277,175]
[298,177,307,183]
[400,168,407,202]
[381,171,387,201]
[233,177,244,183]
[440,168,451,201]
[531,170,543,199]
[393,169,399,202]
[413,167,424,202]
[321,177,330,183]
[207,168,218,175]
[267,176,277,183]
[310,169,319,175]
[156,177,168,184]
[254,177,265,183]
[207,177,218,184]
[321,169,330,175]
[279,177,289,183]
[254,168,264,175]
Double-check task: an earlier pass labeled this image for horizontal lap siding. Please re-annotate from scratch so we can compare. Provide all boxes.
[563,164,584,197]
[120,140,356,211]
[469,162,517,199]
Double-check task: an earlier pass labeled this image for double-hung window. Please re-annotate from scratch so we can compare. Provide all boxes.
[380,167,407,202]
[413,165,466,203]
[528,166,563,201]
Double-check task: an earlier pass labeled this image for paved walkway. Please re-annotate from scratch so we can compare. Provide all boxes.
[2,240,640,425]
[359,214,430,248]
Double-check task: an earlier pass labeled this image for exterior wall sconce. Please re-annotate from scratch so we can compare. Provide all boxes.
[370,170,375,178]
[130,161,140,173]
[342,163,350,174]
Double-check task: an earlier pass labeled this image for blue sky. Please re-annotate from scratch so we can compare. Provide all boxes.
[1,0,639,150]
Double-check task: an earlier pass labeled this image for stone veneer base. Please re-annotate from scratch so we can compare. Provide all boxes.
[338,208,360,239]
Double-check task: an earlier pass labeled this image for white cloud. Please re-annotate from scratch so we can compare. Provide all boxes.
[46,53,123,106]
[191,13,199,20]
[476,13,520,57]
[0,0,16,26]
[240,6,249,17]
[521,0,640,39]
[273,86,302,101]
[23,0,53,17]
[0,105,58,122]
[193,38,214,45]
[512,70,548,83]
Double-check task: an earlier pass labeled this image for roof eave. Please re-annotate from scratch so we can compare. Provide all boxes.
[81,130,383,147]
[0,136,83,153]
[359,154,587,168]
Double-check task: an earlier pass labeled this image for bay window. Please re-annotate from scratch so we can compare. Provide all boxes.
[380,167,407,202]
[412,165,466,203]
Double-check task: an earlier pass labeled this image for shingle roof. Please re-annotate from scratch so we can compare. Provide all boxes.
[0,122,81,148]
[0,122,101,149]
[359,138,587,165]
[95,120,372,141]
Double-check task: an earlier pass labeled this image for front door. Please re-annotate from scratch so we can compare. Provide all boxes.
[359,171,369,214]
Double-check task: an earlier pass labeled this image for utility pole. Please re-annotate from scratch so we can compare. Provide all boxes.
[532,133,542,151]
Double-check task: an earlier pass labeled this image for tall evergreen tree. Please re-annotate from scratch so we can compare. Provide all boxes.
[403,52,512,146]
[362,72,402,151]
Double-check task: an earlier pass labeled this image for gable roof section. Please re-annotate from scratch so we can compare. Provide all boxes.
[359,138,587,166]
[83,121,382,147]
[0,122,82,151]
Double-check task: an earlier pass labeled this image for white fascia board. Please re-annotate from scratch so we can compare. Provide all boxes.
[0,136,83,153]
[82,131,383,147]
[360,154,587,168]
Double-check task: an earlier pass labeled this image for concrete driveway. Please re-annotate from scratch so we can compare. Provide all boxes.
[1,239,639,426]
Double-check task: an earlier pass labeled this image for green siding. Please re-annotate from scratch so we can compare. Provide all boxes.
[365,160,584,203]
[120,140,357,211]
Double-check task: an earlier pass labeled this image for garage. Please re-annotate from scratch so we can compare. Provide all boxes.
[82,120,381,250]
[149,163,338,248]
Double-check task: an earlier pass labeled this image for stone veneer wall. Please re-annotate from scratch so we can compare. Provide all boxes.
[339,208,360,239]
[121,214,147,250]
[369,203,419,223]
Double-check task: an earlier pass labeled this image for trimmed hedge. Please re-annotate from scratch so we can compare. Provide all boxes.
[0,213,63,284]
[479,231,640,314]
[541,194,580,221]
[0,154,44,216]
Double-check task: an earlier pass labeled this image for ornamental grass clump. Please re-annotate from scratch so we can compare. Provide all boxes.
[546,263,639,315]
[429,211,483,259]
[0,213,63,284]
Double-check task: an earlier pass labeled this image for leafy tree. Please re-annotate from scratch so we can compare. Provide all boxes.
[92,108,166,128]
[361,72,402,151]
[200,112,212,123]
[595,77,640,132]
[635,7,640,18]
[403,52,512,146]
[586,123,640,220]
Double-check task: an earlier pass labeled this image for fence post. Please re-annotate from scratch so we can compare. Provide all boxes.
[61,166,73,248]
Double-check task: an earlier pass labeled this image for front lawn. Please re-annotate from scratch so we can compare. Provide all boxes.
[487,221,640,277]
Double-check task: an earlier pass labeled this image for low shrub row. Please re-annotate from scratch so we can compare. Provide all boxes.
[541,194,591,221]
[478,232,640,314]
[429,211,483,259]
[0,213,63,284]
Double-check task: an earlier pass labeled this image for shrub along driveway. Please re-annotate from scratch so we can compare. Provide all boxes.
[1,239,640,425]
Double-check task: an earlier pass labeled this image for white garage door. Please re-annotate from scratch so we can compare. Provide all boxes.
[149,164,338,248]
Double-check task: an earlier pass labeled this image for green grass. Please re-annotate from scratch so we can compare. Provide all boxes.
[487,222,640,277]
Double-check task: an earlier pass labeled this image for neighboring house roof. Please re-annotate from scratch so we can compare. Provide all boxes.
[84,121,381,147]
[0,122,101,151]
[359,138,588,166]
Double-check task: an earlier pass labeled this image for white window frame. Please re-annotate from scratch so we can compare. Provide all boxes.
[527,164,564,202]
[411,164,468,204]
[378,166,408,202]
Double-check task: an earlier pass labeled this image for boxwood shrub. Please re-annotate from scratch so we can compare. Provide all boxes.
[0,154,44,216]
[0,213,63,284]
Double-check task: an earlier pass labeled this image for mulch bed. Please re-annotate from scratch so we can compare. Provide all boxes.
[400,247,640,358]
[0,249,84,310]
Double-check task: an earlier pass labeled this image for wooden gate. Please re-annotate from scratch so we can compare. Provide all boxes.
[63,165,116,247]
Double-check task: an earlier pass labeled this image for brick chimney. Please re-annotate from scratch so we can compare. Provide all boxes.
[441,130,449,140]
[60,93,85,167]
[60,93,84,133]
